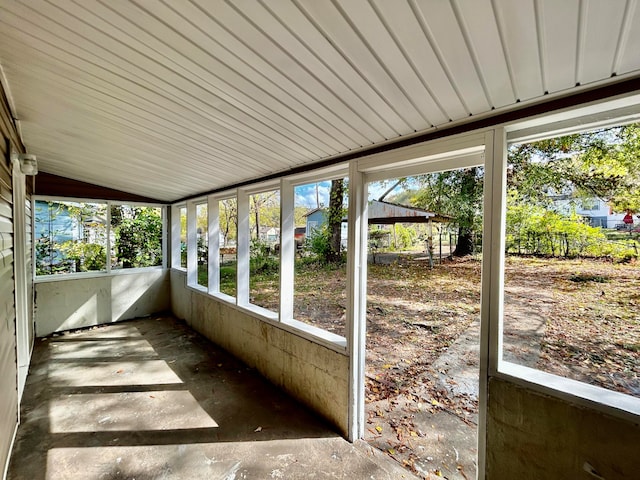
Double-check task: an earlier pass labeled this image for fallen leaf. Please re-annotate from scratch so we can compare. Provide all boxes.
[375,425,383,433]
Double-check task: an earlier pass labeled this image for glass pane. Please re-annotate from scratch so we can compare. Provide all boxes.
[111,205,163,269]
[249,190,280,311]
[219,198,237,297]
[196,203,208,288]
[35,200,107,275]
[293,178,348,336]
[180,207,187,268]
[504,125,640,398]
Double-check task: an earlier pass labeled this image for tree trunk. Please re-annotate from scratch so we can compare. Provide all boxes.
[453,226,474,256]
[452,168,478,257]
[254,204,260,241]
[326,179,344,263]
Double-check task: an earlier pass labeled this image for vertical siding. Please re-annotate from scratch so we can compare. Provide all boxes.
[0,78,22,473]
[0,149,17,475]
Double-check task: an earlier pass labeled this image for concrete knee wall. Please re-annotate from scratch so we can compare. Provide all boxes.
[170,270,349,436]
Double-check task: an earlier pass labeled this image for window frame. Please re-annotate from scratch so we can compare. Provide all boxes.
[493,94,640,422]
[33,195,167,282]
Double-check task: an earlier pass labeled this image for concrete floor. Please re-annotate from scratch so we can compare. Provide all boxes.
[8,315,417,480]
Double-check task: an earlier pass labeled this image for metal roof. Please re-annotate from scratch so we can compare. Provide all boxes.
[1,0,639,202]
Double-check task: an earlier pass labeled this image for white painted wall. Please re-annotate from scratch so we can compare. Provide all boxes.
[35,270,170,336]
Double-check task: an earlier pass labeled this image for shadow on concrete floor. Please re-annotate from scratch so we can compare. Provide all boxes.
[9,315,416,480]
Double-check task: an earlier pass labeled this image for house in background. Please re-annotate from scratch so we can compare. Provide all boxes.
[304,208,349,249]
[553,195,630,229]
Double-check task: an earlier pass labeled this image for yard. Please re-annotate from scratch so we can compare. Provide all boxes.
[245,254,639,478]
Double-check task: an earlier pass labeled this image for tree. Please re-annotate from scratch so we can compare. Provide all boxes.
[326,179,345,262]
[249,191,279,241]
[508,124,640,212]
[220,199,237,246]
[112,206,162,268]
[413,167,483,256]
[409,123,640,257]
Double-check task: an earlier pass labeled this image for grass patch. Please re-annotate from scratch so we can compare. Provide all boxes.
[569,273,609,283]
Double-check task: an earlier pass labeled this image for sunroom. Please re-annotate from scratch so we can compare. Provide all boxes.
[1,2,639,479]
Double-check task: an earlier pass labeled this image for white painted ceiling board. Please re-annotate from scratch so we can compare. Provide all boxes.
[538,0,580,93]
[265,0,408,137]
[454,0,515,109]
[190,0,370,149]
[0,30,302,171]
[234,1,388,142]
[0,0,638,201]
[371,0,468,121]
[614,0,640,75]
[338,0,448,127]
[298,0,425,131]
[413,0,491,115]
[492,0,544,101]
[579,0,627,84]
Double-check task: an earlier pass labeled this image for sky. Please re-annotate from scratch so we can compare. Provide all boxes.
[293,180,402,209]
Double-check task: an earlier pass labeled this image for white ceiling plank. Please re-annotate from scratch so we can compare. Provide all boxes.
[181,0,370,149]
[492,0,544,102]
[611,0,640,76]
[454,0,516,108]
[227,0,386,143]
[297,0,426,131]
[5,58,273,174]
[337,0,449,127]
[0,23,302,169]
[538,0,580,93]
[0,1,637,201]
[94,0,344,156]
[371,0,468,121]
[412,0,492,115]
[1,2,322,161]
[265,0,410,137]
[578,0,627,84]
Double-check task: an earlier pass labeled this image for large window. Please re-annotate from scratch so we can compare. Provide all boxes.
[35,199,164,277]
[292,177,348,336]
[249,190,280,311]
[110,205,163,270]
[35,200,107,275]
[503,124,640,399]
[219,198,237,298]
[180,206,187,268]
[196,203,208,288]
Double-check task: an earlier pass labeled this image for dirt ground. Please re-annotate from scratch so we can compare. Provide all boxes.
[251,254,640,479]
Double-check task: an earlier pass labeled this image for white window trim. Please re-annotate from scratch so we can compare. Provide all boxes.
[493,94,640,422]
[33,196,167,278]
[237,188,250,306]
[170,204,183,270]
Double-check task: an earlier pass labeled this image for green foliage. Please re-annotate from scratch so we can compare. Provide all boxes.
[505,195,639,260]
[393,224,417,250]
[509,124,640,214]
[113,207,162,268]
[59,240,106,271]
[250,240,279,276]
[304,223,333,261]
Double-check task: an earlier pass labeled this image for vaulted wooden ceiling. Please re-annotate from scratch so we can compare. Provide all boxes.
[1,0,639,202]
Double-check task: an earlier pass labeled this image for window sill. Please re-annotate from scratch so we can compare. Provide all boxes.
[179,271,347,354]
[35,266,166,283]
[497,361,640,421]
